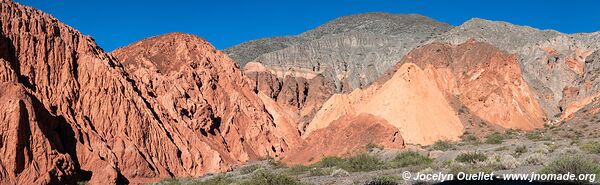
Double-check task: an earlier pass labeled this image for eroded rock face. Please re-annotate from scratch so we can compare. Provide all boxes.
[282,113,404,165]
[231,13,452,131]
[0,83,78,185]
[0,1,300,184]
[243,62,333,133]
[402,41,546,130]
[434,18,600,122]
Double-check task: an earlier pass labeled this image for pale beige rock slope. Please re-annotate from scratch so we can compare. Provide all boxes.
[306,62,464,145]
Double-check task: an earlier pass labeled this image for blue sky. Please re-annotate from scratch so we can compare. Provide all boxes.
[14,0,600,51]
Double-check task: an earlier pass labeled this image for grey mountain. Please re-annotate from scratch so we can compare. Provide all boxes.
[226,12,453,91]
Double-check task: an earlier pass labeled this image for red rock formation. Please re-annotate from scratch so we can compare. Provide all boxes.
[243,62,333,133]
[402,40,546,130]
[0,83,78,184]
[0,1,300,184]
[306,62,465,145]
[283,113,404,165]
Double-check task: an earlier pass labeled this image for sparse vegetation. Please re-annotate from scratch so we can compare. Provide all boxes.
[239,170,308,185]
[525,152,546,165]
[455,152,487,164]
[239,164,261,175]
[461,132,480,144]
[389,151,433,168]
[431,140,454,151]
[515,145,528,155]
[485,132,506,144]
[364,176,401,185]
[285,165,311,175]
[539,155,600,183]
[313,154,385,172]
[579,141,600,154]
[344,154,385,172]
[195,175,235,185]
[315,156,345,168]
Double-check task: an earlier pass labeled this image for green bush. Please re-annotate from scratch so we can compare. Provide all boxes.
[485,132,506,144]
[455,152,487,164]
[344,154,385,172]
[579,141,600,154]
[389,151,433,168]
[431,140,454,151]
[539,155,600,183]
[315,156,345,168]
[239,170,308,185]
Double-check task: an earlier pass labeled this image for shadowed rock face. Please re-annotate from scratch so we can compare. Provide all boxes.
[0,1,300,184]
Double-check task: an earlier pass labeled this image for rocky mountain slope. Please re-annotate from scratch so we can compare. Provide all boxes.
[433,18,600,122]
[231,13,453,132]
[2,1,600,184]
[0,1,300,184]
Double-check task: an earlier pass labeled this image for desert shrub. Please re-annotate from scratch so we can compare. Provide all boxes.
[285,165,311,175]
[431,140,454,151]
[539,155,600,183]
[525,153,546,165]
[344,154,385,172]
[239,170,307,185]
[500,155,520,170]
[315,156,345,168]
[389,151,433,168]
[579,141,600,154]
[158,178,181,185]
[263,157,284,168]
[485,132,506,144]
[461,132,479,144]
[364,176,400,185]
[455,152,487,164]
[448,162,499,175]
[239,164,261,175]
[197,175,234,185]
[515,145,528,155]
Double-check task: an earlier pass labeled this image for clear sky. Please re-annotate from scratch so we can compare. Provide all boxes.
[14,0,600,52]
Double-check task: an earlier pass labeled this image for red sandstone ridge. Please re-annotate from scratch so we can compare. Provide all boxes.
[243,61,333,133]
[0,0,300,184]
[283,113,404,165]
[401,40,546,131]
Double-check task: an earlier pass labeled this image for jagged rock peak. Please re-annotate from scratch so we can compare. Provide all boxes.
[113,32,229,73]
